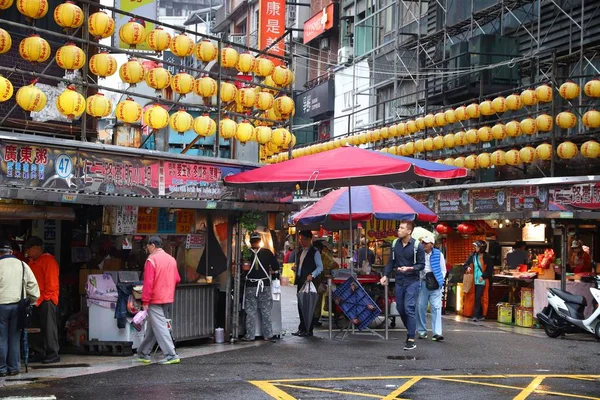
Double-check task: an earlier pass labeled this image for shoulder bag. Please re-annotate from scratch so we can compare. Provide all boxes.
[425,272,440,290]
[17,261,33,330]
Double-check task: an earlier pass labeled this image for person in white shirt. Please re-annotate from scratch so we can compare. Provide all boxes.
[416,236,447,341]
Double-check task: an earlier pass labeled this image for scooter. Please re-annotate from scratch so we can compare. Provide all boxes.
[537,275,600,340]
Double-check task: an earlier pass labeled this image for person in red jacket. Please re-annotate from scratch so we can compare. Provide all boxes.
[24,236,60,364]
[137,236,181,365]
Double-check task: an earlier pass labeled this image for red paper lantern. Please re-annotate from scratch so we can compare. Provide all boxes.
[435,223,453,235]
[457,223,476,235]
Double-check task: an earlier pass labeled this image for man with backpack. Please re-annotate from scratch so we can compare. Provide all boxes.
[380,220,425,350]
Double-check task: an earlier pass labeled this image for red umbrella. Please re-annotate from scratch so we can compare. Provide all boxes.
[224,146,466,189]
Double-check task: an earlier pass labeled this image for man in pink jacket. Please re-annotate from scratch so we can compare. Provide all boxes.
[137,236,181,365]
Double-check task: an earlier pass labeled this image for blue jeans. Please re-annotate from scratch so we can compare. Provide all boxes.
[0,303,20,374]
[395,280,420,340]
[416,282,443,336]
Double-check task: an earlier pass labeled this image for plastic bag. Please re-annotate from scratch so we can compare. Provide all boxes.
[271,278,281,301]
[300,281,317,293]
[132,309,147,332]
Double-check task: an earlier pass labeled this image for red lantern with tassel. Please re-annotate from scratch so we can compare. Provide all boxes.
[457,223,476,235]
[435,223,453,235]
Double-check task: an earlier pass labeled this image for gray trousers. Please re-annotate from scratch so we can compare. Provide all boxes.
[137,304,176,358]
[31,300,59,359]
[244,286,273,339]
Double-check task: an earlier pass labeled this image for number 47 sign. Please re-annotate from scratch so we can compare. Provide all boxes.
[55,154,74,179]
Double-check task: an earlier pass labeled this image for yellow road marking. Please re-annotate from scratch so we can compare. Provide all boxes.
[514,376,545,400]
[536,390,600,399]
[265,374,599,383]
[382,377,421,399]
[248,380,296,400]
[276,383,385,399]
[430,377,523,390]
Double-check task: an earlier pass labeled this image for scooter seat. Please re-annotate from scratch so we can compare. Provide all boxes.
[550,288,587,306]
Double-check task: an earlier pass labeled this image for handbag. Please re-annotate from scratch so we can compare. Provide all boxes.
[17,261,33,330]
[425,272,440,290]
[462,272,474,293]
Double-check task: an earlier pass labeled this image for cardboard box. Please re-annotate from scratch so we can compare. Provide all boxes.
[79,269,103,295]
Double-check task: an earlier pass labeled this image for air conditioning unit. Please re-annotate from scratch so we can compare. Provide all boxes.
[320,37,330,50]
[337,46,353,65]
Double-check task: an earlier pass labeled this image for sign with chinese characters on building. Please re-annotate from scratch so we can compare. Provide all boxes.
[437,190,470,214]
[303,3,337,44]
[162,162,223,200]
[549,183,600,210]
[258,0,286,65]
[471,188,507,214]
[112,206,139,234]
[294,80,335,119]
[507,186,547,211]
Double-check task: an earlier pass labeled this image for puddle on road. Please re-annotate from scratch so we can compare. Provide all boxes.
[6,377,42,382]
[387,356,419,360]
[30,363,91,369]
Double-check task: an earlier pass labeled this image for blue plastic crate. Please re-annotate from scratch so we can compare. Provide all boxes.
[332,277,382,330]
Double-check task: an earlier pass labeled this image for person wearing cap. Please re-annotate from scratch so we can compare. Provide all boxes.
[0,240,39,376]
[356,238,375,268]
[24,236,60,364]
[464,240,494,322]
[241,232,280,342]
[416,236,446,342]
[570,240,592,274]
[137,236,181,365]
[291,230,323,337]
[312,239,339,326]
[381,220,425,350]
[506,241,528,270]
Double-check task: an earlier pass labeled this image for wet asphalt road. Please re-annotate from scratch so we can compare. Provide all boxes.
[1,285,599,399]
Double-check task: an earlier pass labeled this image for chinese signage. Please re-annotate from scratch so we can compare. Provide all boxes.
[437,190,470,214]
[162,162,223,199]
[411,192,436,212]
[132,207,197,235]
[303,3,337,44]
[549,183,600,210]
[137,207,159,233]
[186,233,205,250]
[471,188,506,213]
[32,219,61,262]
[507,186,547,211]
[295,80,335,119]
[112,206,138,234]
[114,0,156,52]
[258,0,286,65]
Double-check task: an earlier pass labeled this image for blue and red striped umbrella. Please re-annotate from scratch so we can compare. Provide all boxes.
[293,185,437,226]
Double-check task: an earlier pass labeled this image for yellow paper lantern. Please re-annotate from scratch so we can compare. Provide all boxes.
[556,111,577,129]
[236,87,256,109]
[119,19,146,48]
[146,28,171,54]
[519,146,536,164]
[432,135,444,150]
[261,75,280,96]
[170,33,194,57]
[218,82,237,103]
[423,137,435,151]
[272,65,293,87]
[119,58,145,85]
[477,126,493,142]
[455,106,468,121]
[0,0,13,10]
[18,34,51,63]
[557,141,578,159]
[235,52,255,74]
[388,124,398,137]
[434,159,443,164]
[192,114,216,137]
[254,126,272,144]
[479,100,494,116]
[379,147,388,153]
[492,96,507,113]
[443,133,455,148]
[0,75,13,102]
[559,81,580,100]
[221,46,239,69]
[444,109,457,124]
[169,109,193,134]
[255,92,274,111]
[406,120,418,134]
[236,120,254,143]
[16,81,46,112]
[17,0,48,19]
[403,141,415,156]
[454,131,467,146]
[581,140,600,158]
[274,96,294,118]
[0,28,11,55]
[491,123,506,140]
[466,128,479,144]
[466,103,480,119]
[505,120,521,137]
[582,109,600,129]
[535,84,553,103]
[88,11,115,39]
[520,117,537,135]
[584,79,600,98]
[534,113,552,132]
[415,117,426,131]
[219,117,237,139]
[254,57,275,77]
[380,126,390,140]
[290,134,297,149]
[477,153,492,169]
[424,114,435,128]
[56,42,85,71]
[387,145,397,155]
[536,143,553,161]
[54,1,83,29]
[89,51,117,78]
[414,139,425,153]
[194,40,218,63]
[86,93,112,118]
[195,76,218,98]
[434,112,446,127]
[56,85,84,119]
[453,156,466,168]
[491,150,506,166]
[505,149,520,166]
[115,98,142,124]
[443,158,455,166]
[146,67,172,91]
[272,128,291,147]
[520,89,537,106]
[465,154,478,169]
[397,122,407,136]
[143,105,169,130]
[171,72,195,96]
[505,94,523,111]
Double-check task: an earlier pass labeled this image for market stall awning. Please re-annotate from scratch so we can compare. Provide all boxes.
[224,146,467,190]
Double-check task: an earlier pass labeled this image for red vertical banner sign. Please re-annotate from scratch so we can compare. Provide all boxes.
[258,0,286,66]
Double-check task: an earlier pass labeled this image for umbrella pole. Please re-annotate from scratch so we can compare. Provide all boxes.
[348,185,353,273]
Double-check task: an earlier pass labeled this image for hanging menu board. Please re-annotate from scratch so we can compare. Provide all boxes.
[471,188,507,213]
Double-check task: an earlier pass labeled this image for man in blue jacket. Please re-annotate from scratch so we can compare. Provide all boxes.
[380,220,425,350]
